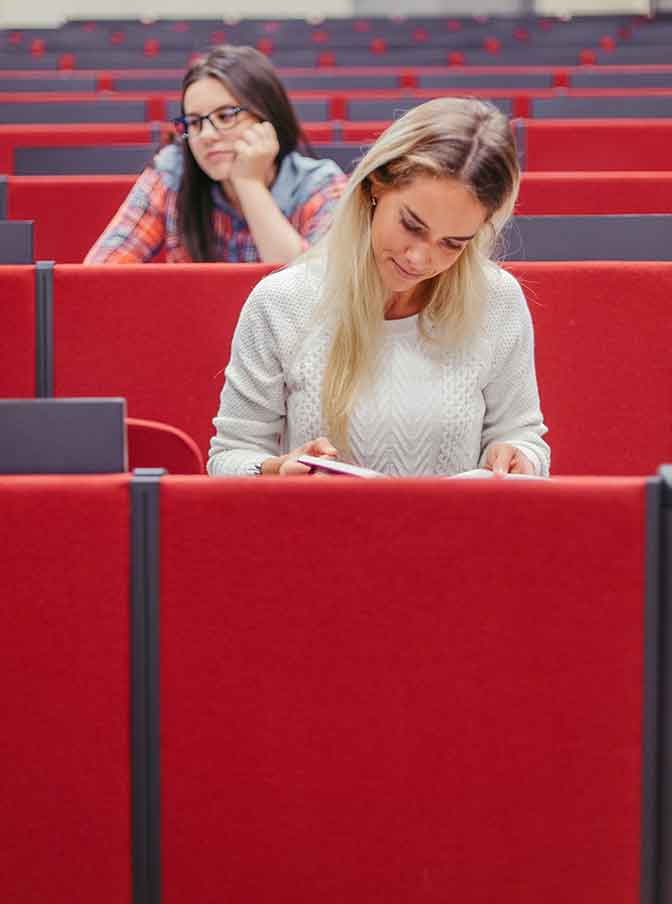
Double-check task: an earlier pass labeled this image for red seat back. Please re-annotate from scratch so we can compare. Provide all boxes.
[126,416,204,473]
[0,474,133,904]
[508,261,672,475]
[0,265,35,396]
[53,263,275,460]
[159,475,647,904]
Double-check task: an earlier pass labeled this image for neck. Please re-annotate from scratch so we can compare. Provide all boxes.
[384,286,426,320]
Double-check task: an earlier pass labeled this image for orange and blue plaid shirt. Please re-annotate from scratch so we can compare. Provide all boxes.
[85,144,347,263]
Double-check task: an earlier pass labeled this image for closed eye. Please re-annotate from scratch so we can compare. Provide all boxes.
[442,238,464,251]
[400,215,423,235]
[401,215,464,251]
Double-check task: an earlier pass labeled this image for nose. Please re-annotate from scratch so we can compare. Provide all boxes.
[404,237,431,272]
[199,116,220,140]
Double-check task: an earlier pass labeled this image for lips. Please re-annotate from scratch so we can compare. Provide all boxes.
[391,258,423,280]
[206,149,234,161]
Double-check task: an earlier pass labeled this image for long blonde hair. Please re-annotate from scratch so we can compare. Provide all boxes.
[315,97,520,451]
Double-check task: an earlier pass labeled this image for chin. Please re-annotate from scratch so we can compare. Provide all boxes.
[199,159,234,182]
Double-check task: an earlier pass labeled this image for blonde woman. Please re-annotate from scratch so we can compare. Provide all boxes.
[208,98,550,478]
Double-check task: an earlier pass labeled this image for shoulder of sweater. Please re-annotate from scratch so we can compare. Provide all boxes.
[241,257,324,329]
[482,262,530,326]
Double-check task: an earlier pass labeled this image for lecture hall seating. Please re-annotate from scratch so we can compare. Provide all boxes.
[1,261,669,475]
[5,170,672,262]
[1,470,665,901]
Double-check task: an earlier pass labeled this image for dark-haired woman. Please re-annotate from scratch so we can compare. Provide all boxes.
[85,45,346,264]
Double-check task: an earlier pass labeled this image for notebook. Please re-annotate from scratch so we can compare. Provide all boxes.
[296,454,543,480]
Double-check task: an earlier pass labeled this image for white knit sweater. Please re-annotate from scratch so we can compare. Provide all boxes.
[208,258,550,477]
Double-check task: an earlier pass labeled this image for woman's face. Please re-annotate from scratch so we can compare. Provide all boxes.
[370,174,488,297]
[182,76,257,182]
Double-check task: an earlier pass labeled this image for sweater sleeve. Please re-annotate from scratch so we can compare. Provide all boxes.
[478,271,551,476]
[83,166,168,263]
[207,276,289,476]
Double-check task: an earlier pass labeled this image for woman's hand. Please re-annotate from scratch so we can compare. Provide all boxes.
[483,443,535,476]
[230,121,280,186]
[262,437,338,477]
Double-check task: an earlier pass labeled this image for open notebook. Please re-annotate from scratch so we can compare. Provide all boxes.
[296,454,543,480]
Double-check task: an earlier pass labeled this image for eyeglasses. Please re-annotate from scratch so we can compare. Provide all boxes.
[172,105,247,139]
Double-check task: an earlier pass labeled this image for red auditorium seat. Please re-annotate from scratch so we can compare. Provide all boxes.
[126,416,204,474]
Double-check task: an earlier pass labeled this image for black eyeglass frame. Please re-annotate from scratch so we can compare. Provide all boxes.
[172,104,248,138]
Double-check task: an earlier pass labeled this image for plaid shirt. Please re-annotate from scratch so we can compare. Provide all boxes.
[85,144,347,263]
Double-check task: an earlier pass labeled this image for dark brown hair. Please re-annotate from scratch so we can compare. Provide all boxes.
[177,45,304,261]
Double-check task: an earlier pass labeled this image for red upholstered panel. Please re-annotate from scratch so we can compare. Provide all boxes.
[302,122,334,142]
[517,171,672,215]
[0,474,132,904]
[0,123,154,173]
[53,263,275,460]
[8,175,135,262]
[507,261,672,475]
[523,118,672,171]
[0,265,35,396]
[342,120,388,142]
[160,476,646,904]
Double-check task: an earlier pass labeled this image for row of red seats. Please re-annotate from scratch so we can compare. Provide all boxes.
[4,171,672,263]
[3,85,672,122]
[4,63,672,92]
[2,117,671,175]
[2,261,671,475]
[1,468,663,903]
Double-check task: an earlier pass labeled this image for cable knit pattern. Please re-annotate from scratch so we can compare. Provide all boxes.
[208,258,550,477]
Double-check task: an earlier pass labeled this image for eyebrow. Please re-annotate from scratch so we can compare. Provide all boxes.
[403,205,476,242]
[183,103,238,117]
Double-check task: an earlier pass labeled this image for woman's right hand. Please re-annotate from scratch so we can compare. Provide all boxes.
[262,436,338,476]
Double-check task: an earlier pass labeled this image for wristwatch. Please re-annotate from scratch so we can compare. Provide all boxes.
[246,462,263,476]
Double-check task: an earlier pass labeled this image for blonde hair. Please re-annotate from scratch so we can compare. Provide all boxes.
[313,97,520,451]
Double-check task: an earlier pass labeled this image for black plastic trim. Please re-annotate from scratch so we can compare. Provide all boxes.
[35,260,54,397]
[0,175,7,218]
[642,476,663,904]
[659,466,672,904]
[130,469,164,904]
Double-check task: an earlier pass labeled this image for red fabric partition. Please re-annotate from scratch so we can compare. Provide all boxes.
[53,263,275,459]
[159,475,646,904]
[507,261,672,475]
[522,118,672,171]
[517,171,672,214]
[7,175,135,262]
[0,474,132,904]
[0,264,35,396]
[0,123,156,173]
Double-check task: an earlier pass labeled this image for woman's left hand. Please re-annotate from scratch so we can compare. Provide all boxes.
[230,121,280,185]
[484,443,535,476]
